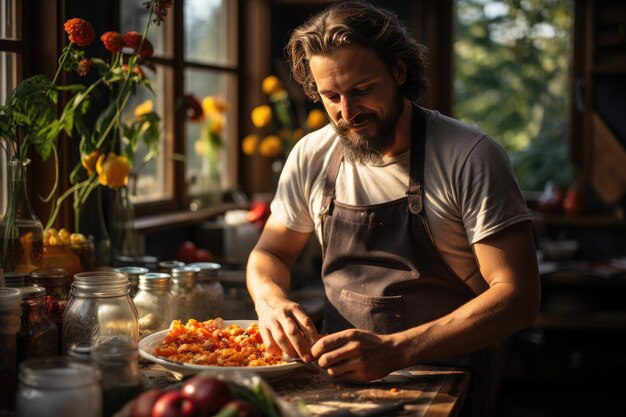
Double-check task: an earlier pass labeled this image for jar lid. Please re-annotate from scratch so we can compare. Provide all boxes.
[139,272,171,290]
[29,268,68,280]
[4,272,28,287]
[115,266,150,278]
[188,262,221,281]
[72,271,129,296]
[0,287,22,309]
[158,260,186,271]
[19,356,100,388]
[19,285,47,300]
[171,266,200,283]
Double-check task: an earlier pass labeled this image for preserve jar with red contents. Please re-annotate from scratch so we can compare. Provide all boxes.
[28,268,69,348]
[17,286,59,361]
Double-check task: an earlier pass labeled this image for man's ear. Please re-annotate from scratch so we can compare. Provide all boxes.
[393,59,407,86]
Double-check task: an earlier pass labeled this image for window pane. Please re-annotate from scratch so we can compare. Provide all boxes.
[0,0,19,39]
[453,0,573,191]
[184,68,237,198]
[0,51,18,217]
[184,0,237,66]
[120,0,170,57]
[121,64,173,203]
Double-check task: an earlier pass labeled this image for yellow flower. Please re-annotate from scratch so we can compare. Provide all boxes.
[209,113,225,135]
[81,151,100,175]
[251,105,272,128]
[194,138,207,156]
[134,99,153,118]
[306,109,327,130]
[242,134,259,156]
[202,96,229,114]
[259,135,283,157]
[96,152,131,187]
[262,75,283,95]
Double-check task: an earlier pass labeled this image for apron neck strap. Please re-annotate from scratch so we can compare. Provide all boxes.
[407,103,428,215]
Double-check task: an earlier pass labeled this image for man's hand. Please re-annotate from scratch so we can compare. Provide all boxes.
[255,297,320,362]
[311,329,399,382]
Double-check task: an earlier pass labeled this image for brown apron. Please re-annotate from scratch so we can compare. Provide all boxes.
[319,104,492,416]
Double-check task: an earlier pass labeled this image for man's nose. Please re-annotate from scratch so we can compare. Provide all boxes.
[339,96,360,123]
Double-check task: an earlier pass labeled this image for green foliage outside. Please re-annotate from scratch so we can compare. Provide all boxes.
[453,0,572,191]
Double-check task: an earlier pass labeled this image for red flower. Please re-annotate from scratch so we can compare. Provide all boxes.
[123,31,154,57]
[77,58,92,77]
[64,18,95,46]
[184,94,204,122]
[100,31,123,53]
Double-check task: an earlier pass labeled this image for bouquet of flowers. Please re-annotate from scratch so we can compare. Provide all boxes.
[241,75,327,160]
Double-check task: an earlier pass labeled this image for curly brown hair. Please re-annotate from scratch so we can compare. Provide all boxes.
[285,0,428,102]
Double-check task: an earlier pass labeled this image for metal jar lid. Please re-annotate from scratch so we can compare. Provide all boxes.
[0,287,22,310]
[4,272,28,288]
[18,285,47,300]
[138,272,171,290]
[170,266,200,284]
[188,262,221,282]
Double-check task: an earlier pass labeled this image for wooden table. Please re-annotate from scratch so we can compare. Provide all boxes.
[140,362,470,417]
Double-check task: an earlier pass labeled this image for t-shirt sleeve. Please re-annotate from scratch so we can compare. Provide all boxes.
[457,136,533,244]
[269,139,317,233]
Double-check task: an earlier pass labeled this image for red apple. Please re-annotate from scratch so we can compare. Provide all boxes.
[215,399,261,417]
[180,375,231,415]
[131,389,165,417]
[151,390,198,417]
[177,241,197,263]
[194,249,215,263]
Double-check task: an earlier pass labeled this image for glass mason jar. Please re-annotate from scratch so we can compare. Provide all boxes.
[134,272,176,339]
[189,262,224,319]
[62,271,138,355]
[17,286,59,361]
[16,356,102,417]
[0,158,44,273]
[170,266,203,322]
[92,336,142,417]
[0,287,22,411]
[115,266,149,297]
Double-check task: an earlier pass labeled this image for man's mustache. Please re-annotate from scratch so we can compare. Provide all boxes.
[336,113,378,132]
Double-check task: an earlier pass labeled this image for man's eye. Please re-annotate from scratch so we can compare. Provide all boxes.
[354,86,371,95]
[325,94,339,102]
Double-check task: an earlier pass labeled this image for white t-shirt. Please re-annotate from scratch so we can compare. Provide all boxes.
[270,109,532,294]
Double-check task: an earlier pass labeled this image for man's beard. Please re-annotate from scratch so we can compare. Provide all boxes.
[331,92,404,165]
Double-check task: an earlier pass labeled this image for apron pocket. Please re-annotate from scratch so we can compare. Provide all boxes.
[338,290,404,334]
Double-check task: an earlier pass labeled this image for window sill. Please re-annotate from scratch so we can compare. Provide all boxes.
[133,203,247,235]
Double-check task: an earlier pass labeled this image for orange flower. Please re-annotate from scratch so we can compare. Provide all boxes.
[77,58,92,77]
[100,31,123,53]
[306,108,327,130]
[242,134,259,156]
[251,105,272,128]
[123,31,154,57]
[262,75,283,95]
[64,18,95,46]
[259,135,283,157]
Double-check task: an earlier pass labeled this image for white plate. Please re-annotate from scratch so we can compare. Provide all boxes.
[138,320,302,382]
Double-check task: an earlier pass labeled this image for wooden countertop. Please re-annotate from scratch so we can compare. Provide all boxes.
[139,362,470,417]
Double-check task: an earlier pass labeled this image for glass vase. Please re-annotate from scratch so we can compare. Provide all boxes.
[111,186,137,258]
[0,158,44,273]
[203,147,222,208]
[76,186,112,268]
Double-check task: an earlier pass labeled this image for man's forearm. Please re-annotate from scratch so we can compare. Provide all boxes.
[392,282,539,368]
[246,248,293,306]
